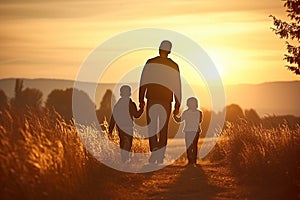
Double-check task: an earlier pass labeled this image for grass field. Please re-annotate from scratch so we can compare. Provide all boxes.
[0,108,299,199]
[207,120,300,198]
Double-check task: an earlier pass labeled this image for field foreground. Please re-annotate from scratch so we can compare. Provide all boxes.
[76,160,296,200]
[1,109,299,200]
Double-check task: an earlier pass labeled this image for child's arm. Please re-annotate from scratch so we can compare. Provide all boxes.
[197,111,203,133]
[199,111,203,123]
[131,100,144,118]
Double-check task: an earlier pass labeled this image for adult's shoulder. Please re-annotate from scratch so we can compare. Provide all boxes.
[168,58,179,70]
[146,56,160,63]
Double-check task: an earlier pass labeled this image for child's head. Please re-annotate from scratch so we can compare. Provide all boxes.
[186,97,198,110]
[120,85,131,97]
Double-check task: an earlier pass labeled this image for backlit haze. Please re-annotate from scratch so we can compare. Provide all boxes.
[0,0,299,115]
[0,0,298,85]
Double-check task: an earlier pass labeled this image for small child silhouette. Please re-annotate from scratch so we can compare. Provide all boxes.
[108,85,144,162]
[173,97,203,166]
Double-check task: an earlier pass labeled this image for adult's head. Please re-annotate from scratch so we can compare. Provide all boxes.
[159,40,172,58]
[120,85,131,97]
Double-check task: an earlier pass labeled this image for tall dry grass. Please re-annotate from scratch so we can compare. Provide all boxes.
[211,120,300,197]
[0,108,101,199]
[0,108,149,199]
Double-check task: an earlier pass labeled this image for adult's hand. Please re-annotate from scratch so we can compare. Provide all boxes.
[139,101,145,109]
[173,108,179,116]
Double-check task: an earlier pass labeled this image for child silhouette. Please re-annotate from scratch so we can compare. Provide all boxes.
[173,97,203,166]
[109,85,144,162]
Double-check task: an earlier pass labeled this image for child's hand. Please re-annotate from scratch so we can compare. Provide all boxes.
[108,128,113,137]
[139,101,145,109]
[173,114,181,123]
[139,103,145,110]
[173,108,179,116]
[107,131,113,140]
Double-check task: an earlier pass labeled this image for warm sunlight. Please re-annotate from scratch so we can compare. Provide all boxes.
[0,0,298,84]
[1,1,300,199]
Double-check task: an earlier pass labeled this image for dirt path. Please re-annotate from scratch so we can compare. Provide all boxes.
[103,161,249,200]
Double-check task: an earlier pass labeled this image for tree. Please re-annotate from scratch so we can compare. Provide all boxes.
[46,88,96,124]
[96,89,115,125]
[270,0,300,74]
[46,88,73,121]
[0,90,8,110]
[225,104,245,123]
[11,79,43,111]
[245,109,261,125]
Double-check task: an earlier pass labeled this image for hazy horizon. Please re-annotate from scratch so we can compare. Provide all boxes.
[0,78,299,117]
[1,77,299,86]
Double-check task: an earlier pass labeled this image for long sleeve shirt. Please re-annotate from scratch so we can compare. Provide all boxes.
[139,56,181,110]
[174,109,203,133]
[109,97,143,133]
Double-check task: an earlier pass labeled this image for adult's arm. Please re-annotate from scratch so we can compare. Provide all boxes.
[173,114,182,123]
[130,100,144,118]
[174,64,182,113]
[139,62,148,107]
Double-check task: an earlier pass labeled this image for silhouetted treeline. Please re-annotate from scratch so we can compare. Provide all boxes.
[222,104,300,130]
[10,79,43,112]
[1,79,299,131]
[0,90,8,110]
[46,88,96,124]
[0,79,114,125]
[96,89,115,129]
[262,115,300,129]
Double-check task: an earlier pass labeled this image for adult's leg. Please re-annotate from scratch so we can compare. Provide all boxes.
[156,102,171,163]
[147,100,159,152]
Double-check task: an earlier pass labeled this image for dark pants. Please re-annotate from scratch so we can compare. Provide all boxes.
[146,100,171,162]
[117,128,133,162]
[185,132,199,164]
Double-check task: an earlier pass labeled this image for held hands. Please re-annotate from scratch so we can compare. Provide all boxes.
[173,112,181,123]
[139,101,145,114]
[173,108,181,123]
[173,108,179,116]
[139,101,145,109]
[107,130,113,139]
[108,126,114,140]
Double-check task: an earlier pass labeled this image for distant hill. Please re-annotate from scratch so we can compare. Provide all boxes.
[225,81,300,116]
[0,78,299,116]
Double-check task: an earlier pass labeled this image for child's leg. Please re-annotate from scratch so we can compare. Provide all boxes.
[191,132,200,164]
[118,130,126,162]
[118,129,131,162]
[185,133,194,164]
[120,128,133,162]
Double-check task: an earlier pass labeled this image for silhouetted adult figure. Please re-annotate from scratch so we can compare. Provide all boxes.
[139,40,181,164]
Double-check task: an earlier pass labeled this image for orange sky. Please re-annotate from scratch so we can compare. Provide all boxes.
[0,0,298,84]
